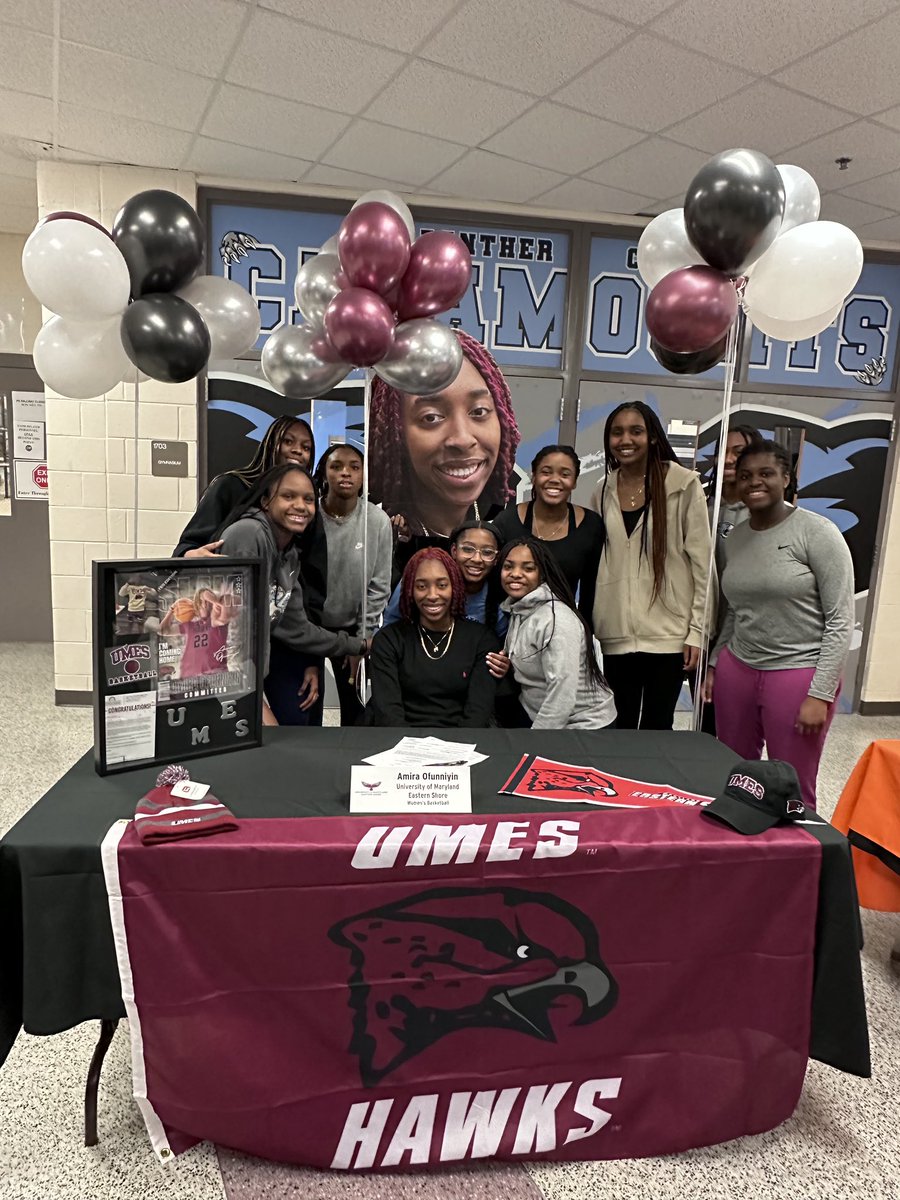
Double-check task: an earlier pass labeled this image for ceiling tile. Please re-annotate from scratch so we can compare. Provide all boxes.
[0,23,54,98]
[59,44,216,133]
[585,137,708,200]
[0,202,38,233]
[483,103,644,174]
[367,60,534,144]
[0,0,54,34]
[554,34,753,132]
[858,214,900,244]
[57,104,193,170]
[186,137,314,182]
[568,0,677,21]
[304,163,414,192]
[203,84,351,160]
[323,121,464,187]
[0,173,37,206]
[533,176,653,215]
[643,194,685,215]
[428,150,567,204]
[651,0,896,74]
[874,106,900,133]
[783,121,900,189]
[227,8,404,114]
[420,0,631,95]
[60,0,249,77]
[664,82,853,157]
[0,89,54,143]
[774,10,900,115]
[0,145,39,179]
[818,192,894,230]
[258,0,459,52]
[840,169,900,209]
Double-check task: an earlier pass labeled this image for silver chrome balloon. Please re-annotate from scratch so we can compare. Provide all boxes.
[294,252,348,327]
[374,318,463,395]
[261,323,350,398]
[178,275,261,359]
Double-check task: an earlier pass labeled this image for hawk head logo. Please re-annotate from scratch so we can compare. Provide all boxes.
[329,886,618,1086]
[526,767,618,798]
[786,798,805,817]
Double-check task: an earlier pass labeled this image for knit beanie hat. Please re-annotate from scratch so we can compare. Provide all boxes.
[134,765,238,845]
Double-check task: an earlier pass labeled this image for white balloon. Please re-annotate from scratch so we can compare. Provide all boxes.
[743,221,863,323]
[22,219,130,321]
[351,190,416,242]
[637,209,706,290]
[33,315,130,398]
[746,302,842,342]
[177,275,261,359]
[320,235,339,256]
[777,164,821,234]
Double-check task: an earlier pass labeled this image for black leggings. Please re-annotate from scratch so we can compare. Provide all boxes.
[603,651,686,730]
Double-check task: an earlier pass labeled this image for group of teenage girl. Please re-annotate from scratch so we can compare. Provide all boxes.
[174,330,854,809]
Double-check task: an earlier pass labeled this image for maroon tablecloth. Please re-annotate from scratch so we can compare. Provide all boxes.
[103,805,821,1170]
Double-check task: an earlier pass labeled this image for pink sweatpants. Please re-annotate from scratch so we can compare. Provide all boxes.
[713,647,839,810]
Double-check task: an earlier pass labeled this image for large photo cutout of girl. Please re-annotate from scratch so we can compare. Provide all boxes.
[369,330,521,574]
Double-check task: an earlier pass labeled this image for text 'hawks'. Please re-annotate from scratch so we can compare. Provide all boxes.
[331,1077,622,1170]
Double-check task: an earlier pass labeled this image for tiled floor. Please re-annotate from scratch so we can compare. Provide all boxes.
[0,643,898,1200]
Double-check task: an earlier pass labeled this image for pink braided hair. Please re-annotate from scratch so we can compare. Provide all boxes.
[369,329,520,515]
[399,547,468,622]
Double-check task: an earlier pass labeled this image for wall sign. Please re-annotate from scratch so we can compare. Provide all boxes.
[12,390,47,500]
[207,202,569,369]
[582,236,900,392]
[151,440,189,478]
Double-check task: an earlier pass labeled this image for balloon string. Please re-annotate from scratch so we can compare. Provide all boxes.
[133,368,140,557]
[693,311,742,731]
[357,368,372,707]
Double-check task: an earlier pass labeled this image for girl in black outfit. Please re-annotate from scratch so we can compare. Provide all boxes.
[492,445,603,618]
[368,547,500,727]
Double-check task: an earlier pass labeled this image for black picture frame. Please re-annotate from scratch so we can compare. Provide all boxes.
[92,557,267,776]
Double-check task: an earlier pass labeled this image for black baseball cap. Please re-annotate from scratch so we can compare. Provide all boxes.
[703,760,806,835]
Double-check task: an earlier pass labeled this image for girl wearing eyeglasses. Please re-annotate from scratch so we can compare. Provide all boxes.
[381,520,507,636]
[492,445,603,618]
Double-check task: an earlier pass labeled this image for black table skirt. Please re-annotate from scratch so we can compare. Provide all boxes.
[0,728,869,1076]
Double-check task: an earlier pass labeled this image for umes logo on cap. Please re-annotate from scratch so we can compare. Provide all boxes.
[729,772,765,802]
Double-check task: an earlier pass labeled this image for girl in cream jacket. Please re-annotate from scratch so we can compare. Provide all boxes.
[590,402,712,730]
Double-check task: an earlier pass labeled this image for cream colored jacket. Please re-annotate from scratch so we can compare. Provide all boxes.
[590,462,713,655]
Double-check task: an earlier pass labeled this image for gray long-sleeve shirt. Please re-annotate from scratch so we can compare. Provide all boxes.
[710,506,854,702]
[320,502,393,636]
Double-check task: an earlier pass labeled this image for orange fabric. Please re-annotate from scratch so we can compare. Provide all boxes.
[832,740,900,912]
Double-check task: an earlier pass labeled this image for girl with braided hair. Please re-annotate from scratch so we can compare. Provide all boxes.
[589,402,711,730]
[488,538,616,730]
[368,546,500,727]
[369,329,521,575]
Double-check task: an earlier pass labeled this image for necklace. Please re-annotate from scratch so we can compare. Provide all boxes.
[618,475,645,509]
[420,500,481,539]
[533,503,569,540]
[322,502,355,524]
[418,620,455,660]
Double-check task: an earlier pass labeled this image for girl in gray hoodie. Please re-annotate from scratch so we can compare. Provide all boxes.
[489,538,616,730]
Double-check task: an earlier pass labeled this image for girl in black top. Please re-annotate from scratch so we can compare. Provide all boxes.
[492,445,603,618]
[368,547,500,727]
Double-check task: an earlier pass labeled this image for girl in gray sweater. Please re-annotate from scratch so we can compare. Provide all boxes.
[488,539,616,729]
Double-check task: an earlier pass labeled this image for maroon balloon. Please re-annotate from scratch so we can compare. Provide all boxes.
[645,266,738,354]
[397,231,472,320]
[337,202,410,297]
[39,210,111,238]
[323,287,395,367]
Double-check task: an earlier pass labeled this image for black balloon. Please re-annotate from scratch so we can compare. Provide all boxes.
[650,335,727,375]
[684,149,785,275]
[121,294,211,384]
[112,189,205,296]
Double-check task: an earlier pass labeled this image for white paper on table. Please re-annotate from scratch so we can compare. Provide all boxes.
[361,735,487,768]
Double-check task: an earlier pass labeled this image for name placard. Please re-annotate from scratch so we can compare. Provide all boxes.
[350,766,472,814]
